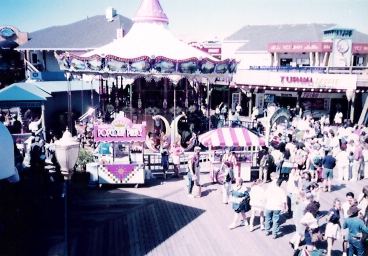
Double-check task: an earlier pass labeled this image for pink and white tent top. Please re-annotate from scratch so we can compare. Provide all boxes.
[81,0,217,61]
[198,128,266,147]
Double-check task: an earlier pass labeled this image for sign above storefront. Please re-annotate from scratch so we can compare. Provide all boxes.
[352,43,368,54]
[301,92,331,98]
[268,42,332,53]
[94,117,146,142]
[269,72,357,90]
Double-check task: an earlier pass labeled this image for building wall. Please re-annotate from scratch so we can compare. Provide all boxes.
[221,40,247,60]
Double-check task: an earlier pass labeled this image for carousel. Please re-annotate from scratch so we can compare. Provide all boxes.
[54,0,238,185]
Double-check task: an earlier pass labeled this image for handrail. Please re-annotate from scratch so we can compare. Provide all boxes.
[24,59,39,73]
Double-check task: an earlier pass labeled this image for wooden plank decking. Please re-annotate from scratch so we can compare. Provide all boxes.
[46,168,368,256]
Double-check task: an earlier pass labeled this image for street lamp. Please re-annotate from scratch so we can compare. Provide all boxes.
[54,128,80,256]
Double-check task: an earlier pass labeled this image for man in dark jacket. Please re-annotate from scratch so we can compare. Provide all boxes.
[322,150,336,192]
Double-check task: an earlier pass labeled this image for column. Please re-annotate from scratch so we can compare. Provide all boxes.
[322,52,329,67]
[270,53,274,66]
[273,53,278,66]
[309,52,314,66]
[350,92,356,122]
[41,103,46,140]
[315,52,320,67]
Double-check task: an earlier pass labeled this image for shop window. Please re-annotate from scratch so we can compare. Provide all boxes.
[280,58,292,67]
[296,58,310,67]
[31,53,38,64]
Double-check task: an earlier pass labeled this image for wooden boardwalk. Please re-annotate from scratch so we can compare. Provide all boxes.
[1,168,368,256]
[48,169,368,256]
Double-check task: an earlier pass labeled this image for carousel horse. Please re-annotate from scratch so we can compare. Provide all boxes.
[145,114,196,153]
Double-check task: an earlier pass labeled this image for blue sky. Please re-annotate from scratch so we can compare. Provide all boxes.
[2,0,368,37]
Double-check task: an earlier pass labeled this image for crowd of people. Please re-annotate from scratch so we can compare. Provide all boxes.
[219,111,368,256]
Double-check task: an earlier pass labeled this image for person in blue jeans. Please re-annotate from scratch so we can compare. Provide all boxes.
[343,205,368,256]
[187,147,201,196]
[264,173,287,239]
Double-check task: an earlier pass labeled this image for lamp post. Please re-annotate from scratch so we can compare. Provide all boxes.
[55,128,80,256]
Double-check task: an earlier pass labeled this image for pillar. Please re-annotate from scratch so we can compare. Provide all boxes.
[273,53,278,66]
[41,103,46,140]
[315,52,320,67]
[322,52,329,67]
[309,52,314,66]
[350,92,356,123]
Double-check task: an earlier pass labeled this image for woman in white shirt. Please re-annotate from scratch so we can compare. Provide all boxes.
[335,145,350,181]
[249,179,265,232]
[300,201,321,251]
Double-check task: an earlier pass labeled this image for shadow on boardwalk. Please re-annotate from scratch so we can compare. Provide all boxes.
[0,169,205,256]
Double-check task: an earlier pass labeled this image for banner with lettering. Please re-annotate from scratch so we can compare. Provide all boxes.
[268,73,357,90]
[94,117,146,142]
[268,42,332,53]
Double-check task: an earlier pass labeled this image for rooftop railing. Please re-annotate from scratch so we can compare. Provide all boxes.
[248,66,368,75]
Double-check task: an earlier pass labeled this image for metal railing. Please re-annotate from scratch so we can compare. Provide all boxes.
[143,149,261,173]
[248,65,368,75]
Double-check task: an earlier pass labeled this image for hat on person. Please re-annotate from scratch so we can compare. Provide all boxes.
[347,205,360,217]
[194,146,201,151]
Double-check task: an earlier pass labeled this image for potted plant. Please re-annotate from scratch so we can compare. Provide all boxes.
[76,148,95,172]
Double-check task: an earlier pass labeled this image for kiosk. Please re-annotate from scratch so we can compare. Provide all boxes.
[91,116,146,186]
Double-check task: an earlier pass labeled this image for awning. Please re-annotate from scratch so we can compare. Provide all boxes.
[198,128,266,147]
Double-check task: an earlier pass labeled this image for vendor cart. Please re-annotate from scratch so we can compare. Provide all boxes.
[91,115,146,186]
[198,127,265,183]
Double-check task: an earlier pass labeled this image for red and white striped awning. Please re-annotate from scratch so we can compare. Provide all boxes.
[198,128,265,147]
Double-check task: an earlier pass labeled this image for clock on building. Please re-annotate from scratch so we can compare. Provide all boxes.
[336,39,349,53]
[0,27,15,38]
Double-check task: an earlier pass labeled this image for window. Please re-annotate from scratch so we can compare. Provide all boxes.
[280,58,292,67]
[31,53,38,64]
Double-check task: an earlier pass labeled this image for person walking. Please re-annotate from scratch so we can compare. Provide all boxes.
[169,141,184,178]
[325,198,342,256]
[300,201,321,252]
[289,191,313,251]
[219,161,233,204]
[249,179,265,232]
[342,205,368,256]
[322,150,336,192]
[280,149,293,183]
[352,142,364,181]
[160,141,170,179]
[264,173,287,239]
[229,177,250,229]
[187,146,201,196]
[336,145,350,181]
[258,146,269,182]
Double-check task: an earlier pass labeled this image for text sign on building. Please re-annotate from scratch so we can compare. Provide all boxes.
[268,73,357,90]
[352,43,368,54]
[268,42,332,53]
[94,117,146,142]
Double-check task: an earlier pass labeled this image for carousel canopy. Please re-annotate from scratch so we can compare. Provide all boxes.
[198,128,266,147]
[54,0,237,84]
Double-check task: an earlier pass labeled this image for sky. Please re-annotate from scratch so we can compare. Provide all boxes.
[1,0,368,39]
